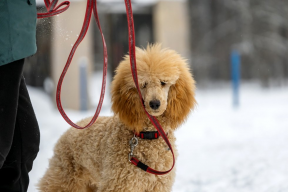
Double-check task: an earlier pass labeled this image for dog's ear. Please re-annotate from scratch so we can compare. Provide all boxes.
[164,66,197,129]
[111,80,145,133]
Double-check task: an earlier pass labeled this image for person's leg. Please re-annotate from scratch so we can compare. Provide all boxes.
[0,59,40,191]
[0,117,23,191]
[0,59,25,191]
[0,59,25,168]
[17,75,40,191]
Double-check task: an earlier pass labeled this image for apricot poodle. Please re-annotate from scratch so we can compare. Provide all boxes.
[38,44,196,192]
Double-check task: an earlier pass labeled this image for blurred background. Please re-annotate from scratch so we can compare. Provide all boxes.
[27,0,288,191]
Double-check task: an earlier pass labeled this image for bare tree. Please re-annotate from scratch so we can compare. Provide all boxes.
[188,0,288,87]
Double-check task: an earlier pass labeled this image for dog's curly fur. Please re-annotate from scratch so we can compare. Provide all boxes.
[38,44,196,192]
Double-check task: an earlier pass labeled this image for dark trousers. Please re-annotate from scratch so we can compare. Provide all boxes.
[0,59,40,192]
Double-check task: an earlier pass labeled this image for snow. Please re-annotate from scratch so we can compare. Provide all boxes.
[172,84,288,192]
[27,74,288,192]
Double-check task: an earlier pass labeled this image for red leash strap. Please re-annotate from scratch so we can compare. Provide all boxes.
[37,0,108,129]
[55,0,108,129]
[37,0,70,19]
[124,0,175,175]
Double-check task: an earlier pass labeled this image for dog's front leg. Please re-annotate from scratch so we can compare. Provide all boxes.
[146,172,175,192]
[97,183,145,192]
[148,183,173,192]
[97,175,148,192]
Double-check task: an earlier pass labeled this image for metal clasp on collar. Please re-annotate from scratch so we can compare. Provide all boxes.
[128,134,138,162]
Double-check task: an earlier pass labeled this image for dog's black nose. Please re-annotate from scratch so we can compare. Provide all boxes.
[149,100,160,110]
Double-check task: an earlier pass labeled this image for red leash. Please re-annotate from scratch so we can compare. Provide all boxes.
[124,0,175,175]
[38,0,174,175]
[37,0,108,129]
[55,0,108,129]
[37,0,70,19]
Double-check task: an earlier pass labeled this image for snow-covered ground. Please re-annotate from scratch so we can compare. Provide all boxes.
[27,75,288,192]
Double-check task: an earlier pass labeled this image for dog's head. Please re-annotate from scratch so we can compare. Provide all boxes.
[111,44,196,133]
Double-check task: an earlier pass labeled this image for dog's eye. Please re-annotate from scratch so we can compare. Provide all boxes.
[141,82,147,89]
[161,81,166,86]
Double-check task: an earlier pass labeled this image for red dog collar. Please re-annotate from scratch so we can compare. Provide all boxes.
[135,131,159,139]
[135,131,169,139]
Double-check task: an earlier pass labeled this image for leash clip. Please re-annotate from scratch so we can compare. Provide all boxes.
[128,135,138,162]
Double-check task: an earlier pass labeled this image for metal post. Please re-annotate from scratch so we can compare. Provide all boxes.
[231,50,241,108]
[79,57,89,111]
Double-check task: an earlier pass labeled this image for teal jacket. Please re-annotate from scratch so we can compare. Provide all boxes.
[0,0,37,66]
